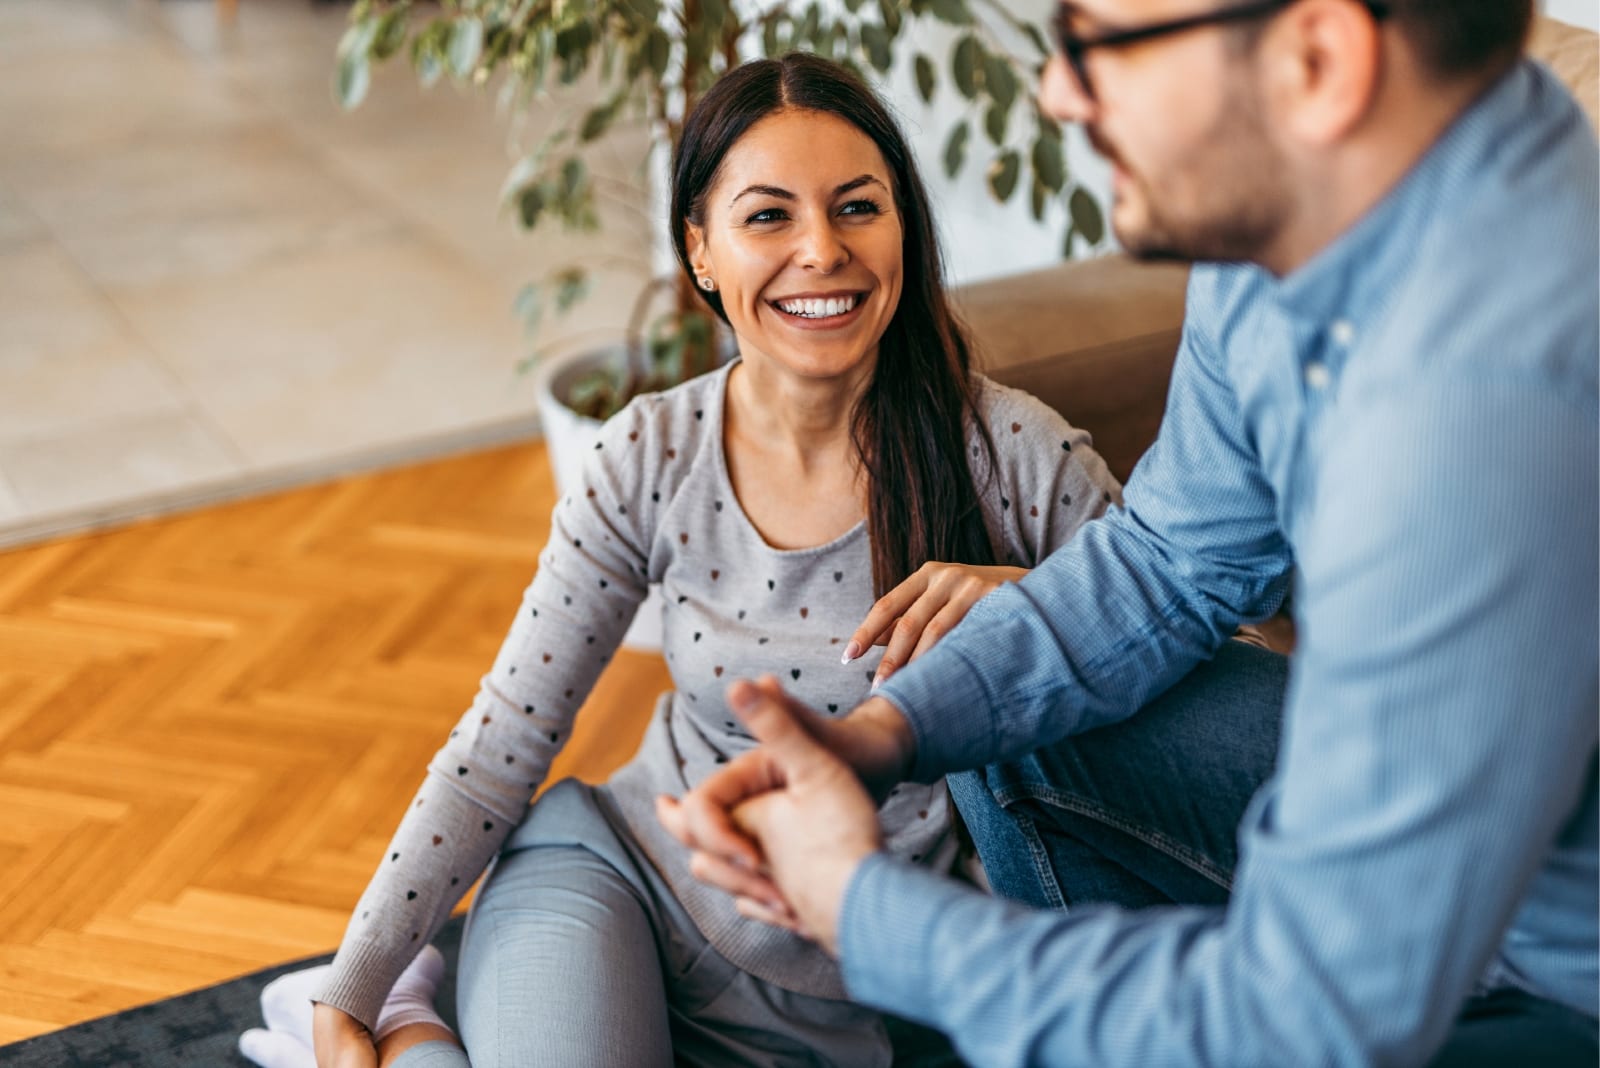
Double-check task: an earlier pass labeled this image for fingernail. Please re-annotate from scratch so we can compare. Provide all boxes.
[841,641,861,664]
[728,681,757,712]
[869,674,882,692]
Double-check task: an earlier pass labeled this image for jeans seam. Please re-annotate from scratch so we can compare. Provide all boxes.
[993,781,1234,891]
[1009,810,1068,911]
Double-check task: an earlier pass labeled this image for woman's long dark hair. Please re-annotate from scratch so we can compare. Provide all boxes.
[671,53,998,595]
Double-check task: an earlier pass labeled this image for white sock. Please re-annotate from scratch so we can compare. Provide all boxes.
[373,943,450,1043]
[238,1027,316,1068]
[257,963,331,1050]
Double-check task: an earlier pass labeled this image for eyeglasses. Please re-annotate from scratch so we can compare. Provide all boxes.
[1052,0,1391,101]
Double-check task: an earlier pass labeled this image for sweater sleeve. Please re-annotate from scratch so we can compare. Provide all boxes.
[974,379,1122,569]
[316,398,660,1028]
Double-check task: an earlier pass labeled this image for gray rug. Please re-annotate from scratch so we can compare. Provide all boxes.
[2,917,965,1067]
[0,918,465,1068]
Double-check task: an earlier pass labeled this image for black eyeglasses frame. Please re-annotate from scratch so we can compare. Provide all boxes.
[1052,0,1391,100]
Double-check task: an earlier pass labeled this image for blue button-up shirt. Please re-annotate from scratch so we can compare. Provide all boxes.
[847,60,1598,1067]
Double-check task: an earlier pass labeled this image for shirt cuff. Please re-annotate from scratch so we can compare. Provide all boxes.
[839,852,982,1022]
[877,645,995,782]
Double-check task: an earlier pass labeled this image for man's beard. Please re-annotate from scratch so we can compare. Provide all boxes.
[1090,85,1290,265]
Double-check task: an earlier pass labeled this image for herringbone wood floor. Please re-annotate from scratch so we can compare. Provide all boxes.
[0,441,669,1044]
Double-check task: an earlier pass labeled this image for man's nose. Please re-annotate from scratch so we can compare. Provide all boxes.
[1040,54,1095,126]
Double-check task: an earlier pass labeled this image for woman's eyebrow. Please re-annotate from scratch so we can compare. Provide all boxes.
[729,174,887,206]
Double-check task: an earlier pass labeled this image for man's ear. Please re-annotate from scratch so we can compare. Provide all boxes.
[684,220,711,279]
[1265,0,1383,146]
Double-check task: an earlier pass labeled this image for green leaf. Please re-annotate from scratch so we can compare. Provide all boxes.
[337,12,380,62]
[579,100,614,141]
[800,4,821,48]
[555,22,595,85]
[372,9,409,60]
[876,0,901,34]
[448,17,484,79]
[914,53,936,104]
[951,35,981,100]
[334,50,370,108]
[518,184,546,229]
[927,0,973,26]
[553,267,590,313]
[1031,133,1064,193]
[860,22,892,73]
[983,54,1017,111]
[514,283,543,335]
[987,149,1020,202]
[701,0,727,33]
[843,0,866,13]
[1029,177,1047,222]
[943,119,969,178]
[413,25,445,87]
[1022,22,1050,59]
[983,100,1008,145]
[762,15,783,57]
[1062,225,1079,259]
[1069,186,1104,244]
[561,156,587,199]
[647,26,670,80]
[621,0,661,23]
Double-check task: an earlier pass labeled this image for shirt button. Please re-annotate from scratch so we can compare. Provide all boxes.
[1305,361,1332,390]
[1330,319,1356,346]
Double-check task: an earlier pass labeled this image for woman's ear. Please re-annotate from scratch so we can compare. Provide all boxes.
[684,220,711,279]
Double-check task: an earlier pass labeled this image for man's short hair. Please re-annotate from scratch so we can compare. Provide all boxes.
[1222,1,1534,82]
[1388,0,1534,81]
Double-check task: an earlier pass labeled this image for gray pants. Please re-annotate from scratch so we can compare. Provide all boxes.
[396,778,950,1068]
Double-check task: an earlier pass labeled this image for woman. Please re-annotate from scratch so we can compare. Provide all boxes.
[251,52,1118,1068]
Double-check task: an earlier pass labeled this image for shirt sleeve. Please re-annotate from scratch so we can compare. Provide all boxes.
[882,273,1295,782]
[841,376,1598,1067]
[316,399,657,1028]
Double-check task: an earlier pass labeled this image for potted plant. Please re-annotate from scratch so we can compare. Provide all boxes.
[334,0,1103,645]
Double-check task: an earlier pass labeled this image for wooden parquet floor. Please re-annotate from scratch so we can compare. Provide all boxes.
[0,441,669,1044]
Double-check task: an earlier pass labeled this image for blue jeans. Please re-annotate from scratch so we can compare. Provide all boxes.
[948,640,1598,1065]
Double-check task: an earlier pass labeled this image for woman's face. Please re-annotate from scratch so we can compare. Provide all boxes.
[685,108,904,382]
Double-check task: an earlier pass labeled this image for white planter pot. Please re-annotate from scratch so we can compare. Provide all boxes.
[534,344,666,652]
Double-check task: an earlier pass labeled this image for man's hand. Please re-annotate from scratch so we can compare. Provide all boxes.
[843,562,1025,687]
[664,676,885,955]
[657,679,913,943]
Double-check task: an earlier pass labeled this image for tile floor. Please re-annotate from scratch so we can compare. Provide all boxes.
[0,0,654,548]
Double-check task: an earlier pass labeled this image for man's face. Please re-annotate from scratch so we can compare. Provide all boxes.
[1043,0,1294,263]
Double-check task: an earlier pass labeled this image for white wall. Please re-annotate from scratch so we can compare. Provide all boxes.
[1545,0,1598,31]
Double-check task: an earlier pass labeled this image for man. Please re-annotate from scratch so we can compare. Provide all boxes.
[658,1,1598,1064]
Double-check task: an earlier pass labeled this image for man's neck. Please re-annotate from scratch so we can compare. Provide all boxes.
[1260,61,1511,277]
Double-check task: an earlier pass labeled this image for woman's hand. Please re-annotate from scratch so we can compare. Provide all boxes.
[842,562,1027,687]
[312,1002,378,1068]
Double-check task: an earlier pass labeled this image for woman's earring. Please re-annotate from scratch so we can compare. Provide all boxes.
[699,277,716,292]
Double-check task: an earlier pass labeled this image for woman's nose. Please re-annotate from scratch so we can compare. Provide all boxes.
[795,218,849,272]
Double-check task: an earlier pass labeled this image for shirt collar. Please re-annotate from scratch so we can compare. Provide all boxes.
[1267,60,1539,331]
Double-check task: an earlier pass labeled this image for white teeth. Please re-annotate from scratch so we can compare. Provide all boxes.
[776,294,860,318]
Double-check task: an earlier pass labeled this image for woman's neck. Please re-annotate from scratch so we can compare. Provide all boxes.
[725,355,874,474]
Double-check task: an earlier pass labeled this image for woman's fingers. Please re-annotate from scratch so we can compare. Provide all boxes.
[843,570,930,662]
[735,894,806,934]
[909,598,980,663]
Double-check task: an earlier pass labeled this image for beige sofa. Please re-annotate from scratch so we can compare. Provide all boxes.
[959,16,1598,486]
